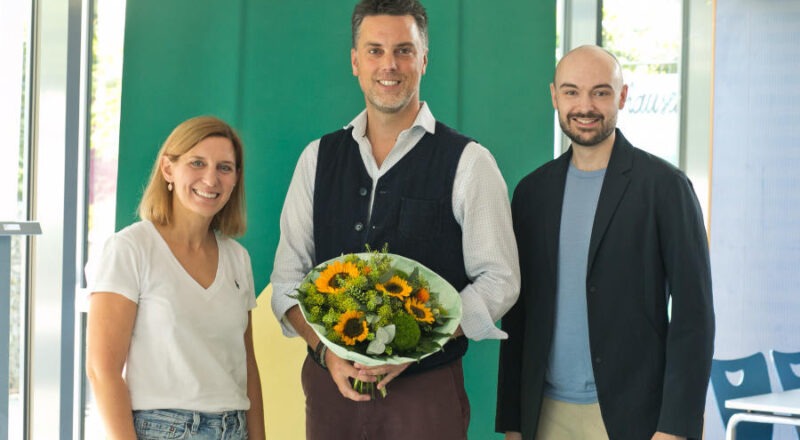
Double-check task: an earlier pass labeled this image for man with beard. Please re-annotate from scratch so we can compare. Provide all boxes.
[495,45,714,440]
[270,1,520,439]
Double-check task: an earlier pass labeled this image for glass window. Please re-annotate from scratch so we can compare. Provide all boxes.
[1,0,34,438]
[602,0,683,165]
[87,0,125,254]
[81,0,126,438]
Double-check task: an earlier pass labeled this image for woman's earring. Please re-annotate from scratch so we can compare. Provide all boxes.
[167,182,173,192]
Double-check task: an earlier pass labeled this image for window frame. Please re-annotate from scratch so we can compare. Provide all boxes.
[556,0,712,226]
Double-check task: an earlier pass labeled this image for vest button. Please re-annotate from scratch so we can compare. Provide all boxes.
[359,187,368,196]
[354,222,364,232]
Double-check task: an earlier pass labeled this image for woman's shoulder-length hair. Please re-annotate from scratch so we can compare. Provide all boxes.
[137,115,247,237]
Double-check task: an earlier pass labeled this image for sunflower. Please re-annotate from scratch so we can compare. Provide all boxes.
[315,260,360,294]
[404,298,435,324]
[414,287,430,303]
[376,275,412,298]
[333,310,369,345]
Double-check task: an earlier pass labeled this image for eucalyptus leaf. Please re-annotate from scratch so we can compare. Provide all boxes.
[377,269,395,284]
[376,324,396,343]
[367,339,386,355]
[409,267,420,285]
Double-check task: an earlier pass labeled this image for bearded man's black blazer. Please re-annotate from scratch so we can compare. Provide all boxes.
[496,129,715,440]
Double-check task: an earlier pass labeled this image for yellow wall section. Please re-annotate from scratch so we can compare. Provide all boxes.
[252,284,305,438]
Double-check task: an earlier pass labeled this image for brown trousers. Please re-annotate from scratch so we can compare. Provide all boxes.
[301,355,470,440]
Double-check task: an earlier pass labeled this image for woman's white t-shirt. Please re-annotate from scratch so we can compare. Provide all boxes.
[88,221,257,411]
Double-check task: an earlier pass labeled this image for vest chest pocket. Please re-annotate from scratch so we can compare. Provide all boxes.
[398,197,442,241]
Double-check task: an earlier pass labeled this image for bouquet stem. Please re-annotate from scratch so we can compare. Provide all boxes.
[353,375,388,398]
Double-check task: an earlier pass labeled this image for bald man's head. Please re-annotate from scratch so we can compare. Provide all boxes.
[554,45,625,90]
[550,45,628,148]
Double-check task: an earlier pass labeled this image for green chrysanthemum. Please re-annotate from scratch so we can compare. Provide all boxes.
[392,312,421,351]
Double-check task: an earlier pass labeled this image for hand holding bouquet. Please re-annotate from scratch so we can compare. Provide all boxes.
[294,250,461,397]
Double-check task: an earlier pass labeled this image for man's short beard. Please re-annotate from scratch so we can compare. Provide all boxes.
[559,113,616,147]
[367,93,411,114]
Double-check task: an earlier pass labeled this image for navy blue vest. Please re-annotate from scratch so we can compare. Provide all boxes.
[313,121,471,374]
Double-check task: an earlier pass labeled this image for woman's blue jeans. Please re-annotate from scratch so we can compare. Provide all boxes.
[132,409,248,439]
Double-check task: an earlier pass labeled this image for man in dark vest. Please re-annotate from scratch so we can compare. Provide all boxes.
[270,1,520,439]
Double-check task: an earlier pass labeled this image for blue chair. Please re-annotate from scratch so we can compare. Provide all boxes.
[710,353,773,440]
[771,350,800,391]
[771,350,800,438]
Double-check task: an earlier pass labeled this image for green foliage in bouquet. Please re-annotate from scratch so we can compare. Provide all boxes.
[293,249,455,361]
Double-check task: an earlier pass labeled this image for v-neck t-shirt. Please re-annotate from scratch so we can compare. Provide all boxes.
[89,221,257,411]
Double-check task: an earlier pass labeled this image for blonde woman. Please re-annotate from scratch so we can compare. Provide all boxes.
[86,116,265,439]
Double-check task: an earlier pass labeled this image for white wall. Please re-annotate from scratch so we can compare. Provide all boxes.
[707,1,800,439]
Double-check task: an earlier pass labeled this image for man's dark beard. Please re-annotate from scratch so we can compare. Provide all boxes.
[559,112,615,147]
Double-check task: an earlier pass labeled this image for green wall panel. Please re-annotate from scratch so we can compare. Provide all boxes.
[418,2,460,123]
[117,1,555,437]
[457,2,554,438]
[116,0,246,224]
[237,1,362,296]
[460,1,555,188]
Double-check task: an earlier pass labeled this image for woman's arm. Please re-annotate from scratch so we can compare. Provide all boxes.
[244,312,266,439]
[86,292,138,440]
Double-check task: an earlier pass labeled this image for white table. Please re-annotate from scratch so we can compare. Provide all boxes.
[725,388,800,440]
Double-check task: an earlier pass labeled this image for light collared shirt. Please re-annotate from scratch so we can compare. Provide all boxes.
[270,103,520,340]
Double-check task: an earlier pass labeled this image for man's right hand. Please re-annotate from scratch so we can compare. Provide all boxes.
[286,305,372,402]
[505,432,523,440]
[325,348,372,402]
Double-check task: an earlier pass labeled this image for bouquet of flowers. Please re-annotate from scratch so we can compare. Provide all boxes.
[294,249,461,396]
